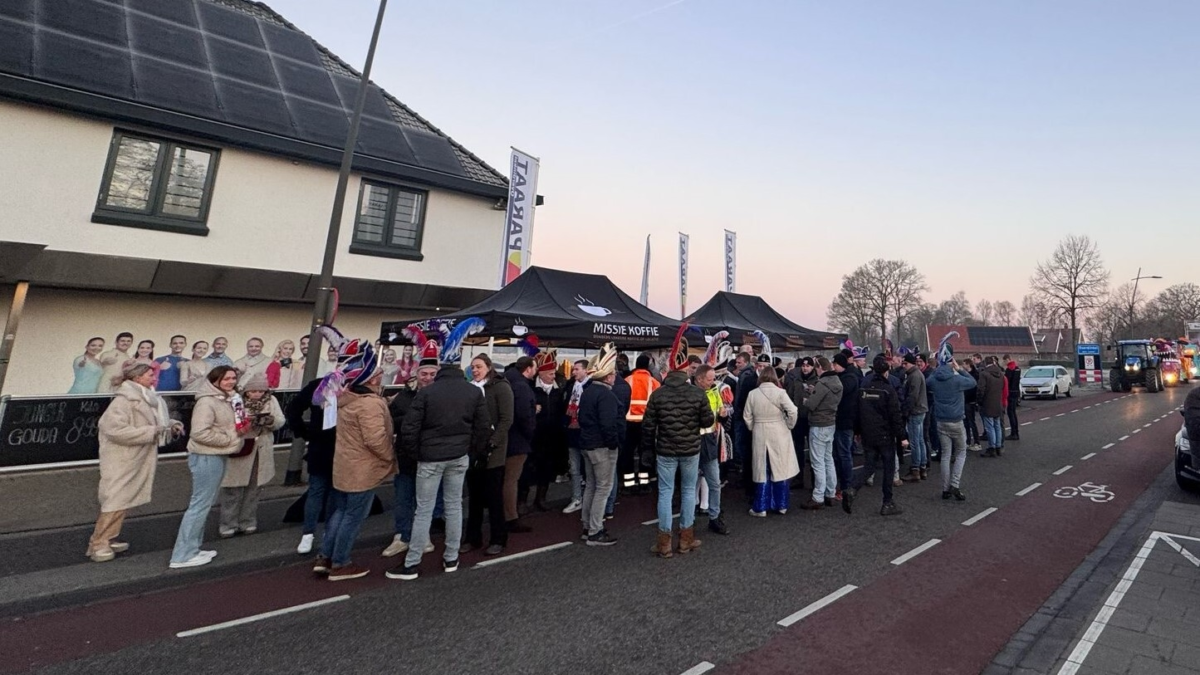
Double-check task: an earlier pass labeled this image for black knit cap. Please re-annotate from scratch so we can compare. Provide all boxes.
[903,352,918,365]
[833,353,850,369]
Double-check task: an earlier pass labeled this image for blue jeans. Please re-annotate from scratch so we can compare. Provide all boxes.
[406,456,469,568]
[568,446,584,502]
[320,489,374,567]
[809,425,836,501]
[700,457,721,519]
[983,416,1003,449]
[171,453,227,564]
[302,472,332,535]
[906,413,927,469]
[656,454,699,531]
[393,473,416,542]
[834,428,855,490]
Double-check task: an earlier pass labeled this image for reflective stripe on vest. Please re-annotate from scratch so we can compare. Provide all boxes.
[626,370,660,421]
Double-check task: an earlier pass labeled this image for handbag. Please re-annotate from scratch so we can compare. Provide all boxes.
[230,437,256,458]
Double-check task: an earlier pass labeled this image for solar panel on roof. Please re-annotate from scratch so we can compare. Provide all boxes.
[36,32,133,99]
[196,1,264,48]
[129,14,209,67]
[214,77,295,135]
[40,0,126,48]
[286,97,350,147]
[330,75,392,119]
[405,129,466,176]
[966,327,1032,347]
[259,21,321,63]
[354,117,416,164]
[0,18,33,76]
[127,0,199,27]
[273,59,338,103]
[206,38,278,88]
[0,0,33,21]
[133,58,221,119]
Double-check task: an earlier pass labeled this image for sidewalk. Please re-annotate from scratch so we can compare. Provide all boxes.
[987,489,1200,675]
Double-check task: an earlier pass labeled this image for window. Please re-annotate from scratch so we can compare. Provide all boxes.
[349,180,426,260]
[93,131,219,235]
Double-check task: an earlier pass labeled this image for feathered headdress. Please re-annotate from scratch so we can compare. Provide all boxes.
[936,331,959,366]
[703,330,730,367]
[534,349,558,373]
[317,325,365,365]
[402,323,440,367]
[440,317,486,365]
[898,345,920,358]
[516,334,540,358]
[753,330,773,364]
[840,339,855,353]
[883,338,895,359]
[587,342,618,379]
[311,328,380,430]
[852,346,870,361]
[668,323,691,371]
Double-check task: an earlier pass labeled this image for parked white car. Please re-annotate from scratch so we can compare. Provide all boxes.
[1020,365,1073,399]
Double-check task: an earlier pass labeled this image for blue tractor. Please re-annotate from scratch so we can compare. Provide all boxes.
[1109,339,1163,393]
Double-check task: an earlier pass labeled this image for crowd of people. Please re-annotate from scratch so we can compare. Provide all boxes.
[84,318,1029,580]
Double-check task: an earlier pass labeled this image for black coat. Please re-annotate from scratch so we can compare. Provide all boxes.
[503,368,537,457]
[732,366,758,431]
[1185,387,1200,450]
[533,378,566,455]
[577,380,623,450]
[284,379,335,477]
[835,369,861,431]
[642,371,716,458]
[399,366,491,465]
[388,383,419,475]
[610,375,632,446]
[857,372,906,447]
[1005,366,1022,401]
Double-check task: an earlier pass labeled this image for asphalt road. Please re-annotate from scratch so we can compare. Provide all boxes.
[7,385,1194,675]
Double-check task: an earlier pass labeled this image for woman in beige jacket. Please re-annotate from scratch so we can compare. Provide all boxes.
[169,366,246,569]
[744,367,800,517]
[218,374,285,537]
[88,363,183,562]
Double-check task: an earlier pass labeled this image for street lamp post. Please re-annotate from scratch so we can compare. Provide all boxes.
[283,0,390,486]
[1127,267,1162,339]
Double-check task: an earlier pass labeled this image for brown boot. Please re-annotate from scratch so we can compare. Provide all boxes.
[902,468,921,483]
[678,527,702,554]
[651,531,673,558]
[919,467,928,481]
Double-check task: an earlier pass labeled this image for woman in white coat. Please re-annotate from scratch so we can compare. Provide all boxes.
[218,373,284,537]
[743,366,799,516]
[88,363,183,561]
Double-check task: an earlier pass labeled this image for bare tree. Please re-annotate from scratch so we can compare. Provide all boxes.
[827,259,925,351]
[939,291,973,325]
[975,299,994,326]
[994,300,1016,326]
[1087,283,1137,345]
[827,271,879,347]
[1141,283,1200,338]
[1030,234,1110,339]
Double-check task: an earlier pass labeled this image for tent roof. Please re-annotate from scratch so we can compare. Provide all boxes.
[380,266,683,348]
[685,291,844,351]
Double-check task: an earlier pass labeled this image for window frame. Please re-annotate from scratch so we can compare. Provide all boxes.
[348,179,427,262]
[92,130,221,236]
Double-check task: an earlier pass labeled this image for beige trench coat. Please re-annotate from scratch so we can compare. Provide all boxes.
[743,382,800,484]
[221,396,284,488]
[96,381,165,512]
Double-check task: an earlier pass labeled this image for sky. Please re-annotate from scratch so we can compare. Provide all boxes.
[270,0,1200,329]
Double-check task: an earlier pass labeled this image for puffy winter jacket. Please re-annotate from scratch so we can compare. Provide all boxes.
[333,386,396,493]
[481,374,514,469]
[976,364,1006,418]
[902,365,929,417]
[399,366,492,465]
[856,373,906,447]
[503,368,537,457]
[926,365,977,422]
[805,371,842,428]
[642,370,716,458]
[577,380,623,450]
[835,369,861,431]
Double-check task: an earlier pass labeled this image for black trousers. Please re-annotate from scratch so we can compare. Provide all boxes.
[854,440,896,504]
[465,465,506,547]
[1006,399,1020,436]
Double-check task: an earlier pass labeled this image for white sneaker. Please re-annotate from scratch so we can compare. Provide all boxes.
[424,542,435,553]
[382,535,409,558]
[297,533,314,555]
[199,550,218,559]
[562,499,582,514]
[170,554,213,569]
[555,474,569,484]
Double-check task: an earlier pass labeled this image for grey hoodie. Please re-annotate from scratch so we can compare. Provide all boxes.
[805,371,843,428]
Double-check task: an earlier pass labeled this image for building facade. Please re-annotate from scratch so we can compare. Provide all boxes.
[0,0,514,395]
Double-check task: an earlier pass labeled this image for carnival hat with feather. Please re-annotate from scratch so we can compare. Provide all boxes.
[431,317,487,366]
[587,342,619,379]
[703,330,731,368]
[311,325,380,429]
[667,323,693,372]
[401,323,441,368]
[936,331,959,366]
[753,330,773,364]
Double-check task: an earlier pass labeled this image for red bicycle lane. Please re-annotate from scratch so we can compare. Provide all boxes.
[721,417,1177,675]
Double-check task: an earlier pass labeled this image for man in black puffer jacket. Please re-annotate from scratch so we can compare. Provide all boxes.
[853,356,908,516]
[643,365,716,557]
[502,358,538,533]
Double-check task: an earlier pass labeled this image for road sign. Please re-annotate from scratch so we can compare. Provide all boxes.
[1083,355,1095,370]
[1076,343,1101,356]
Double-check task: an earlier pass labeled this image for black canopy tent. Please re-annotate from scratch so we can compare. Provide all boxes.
[685,291,845,351]
[380,266,684,348]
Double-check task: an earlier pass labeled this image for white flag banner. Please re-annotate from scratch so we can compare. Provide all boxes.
[724,230,736,293]
[678,232,689,319]
[499,148,540,287]
[639,235,651,305]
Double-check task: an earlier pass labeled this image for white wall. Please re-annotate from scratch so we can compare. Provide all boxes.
[0,99,505,291]
[0,285,424,396]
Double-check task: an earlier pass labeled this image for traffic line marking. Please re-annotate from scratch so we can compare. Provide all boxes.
[962,507,998,526]
[1016,482,1042,496]
[177,595,350,637]
[1056,413,1066,417]
[642,513,680,526]
[1102,443,1115,449]
[1132,429,1141,435]
[1069,409,1079,414]
[680,661,716,675]
[891,539,941,566]
[777,585,858,627]
[474,541,574,568]
[1022,422,1032,426]
[1040,417,1051,421]
[1081,453,1096,461]
[1143,423,1152,428]
[1053,465,1073,475]
[1084,405,1092,409]
[1118,435,1129,441]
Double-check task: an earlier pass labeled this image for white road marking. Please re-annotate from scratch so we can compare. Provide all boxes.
[777,585,858,627]
[1143,423,1152,428]
[474,542,574,568]
[1081,453,1096,461]
[1016,482,1042,496]
[680,662,716,675]
[1022,422,1032,426]
[1069,410,1079,414]
[1118,436,1129,441]
[1053,465,1073,475]
[177,595,350,638]
[1159,534,1200,567]
[1132,429,1141,435]
[1102,443,1115,449]
[1084,405,1092,409]
[1040,417,1051,421]
[642,513,680,526]
[962,507,998,526]
[1056,413,1066,417]
[891,539,941,566]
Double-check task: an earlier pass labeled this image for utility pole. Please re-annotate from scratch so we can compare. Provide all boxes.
[1127,267,1162,341]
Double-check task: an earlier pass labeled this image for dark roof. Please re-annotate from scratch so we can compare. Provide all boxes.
[0,0,507,197]
[380,266,684,348]
[927,325,1038,355]
[685,291,844,351]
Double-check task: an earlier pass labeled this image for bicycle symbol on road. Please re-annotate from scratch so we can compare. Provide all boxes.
[1053,482,1115,503]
